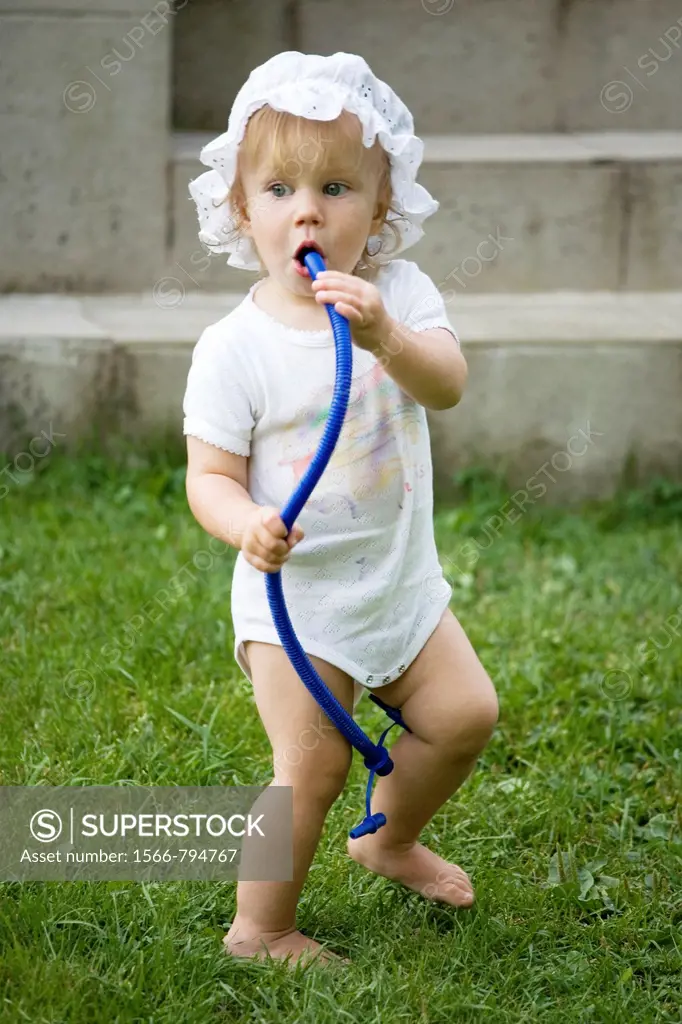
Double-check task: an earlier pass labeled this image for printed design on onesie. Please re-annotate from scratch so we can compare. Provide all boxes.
[277,360,422,522]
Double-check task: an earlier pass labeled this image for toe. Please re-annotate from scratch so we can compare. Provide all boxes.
[295,946,350,970]
[424,866,475,906]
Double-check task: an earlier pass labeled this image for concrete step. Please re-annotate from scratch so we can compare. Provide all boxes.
[2,290,680,502]
[171,131,682,295]
[174,0,682,134]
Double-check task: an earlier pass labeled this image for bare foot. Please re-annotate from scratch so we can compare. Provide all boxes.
[223,925,349,969]
[347,835,475,907]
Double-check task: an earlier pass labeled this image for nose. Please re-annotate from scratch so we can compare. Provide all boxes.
[293,186,323,228]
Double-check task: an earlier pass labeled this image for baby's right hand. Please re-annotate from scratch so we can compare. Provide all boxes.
[241,506,305,574]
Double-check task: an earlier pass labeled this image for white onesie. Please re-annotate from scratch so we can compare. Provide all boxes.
[183,258,458,708]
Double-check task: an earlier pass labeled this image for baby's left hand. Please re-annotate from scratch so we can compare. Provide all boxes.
[312,271,390,351]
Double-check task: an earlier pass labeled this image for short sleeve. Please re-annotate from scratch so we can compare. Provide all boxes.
[182,325,255,456]
[393,260,460,347]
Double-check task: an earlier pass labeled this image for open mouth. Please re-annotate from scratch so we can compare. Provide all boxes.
[294,240,325,265]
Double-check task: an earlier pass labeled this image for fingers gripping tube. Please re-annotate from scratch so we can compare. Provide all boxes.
[264,248,410,839]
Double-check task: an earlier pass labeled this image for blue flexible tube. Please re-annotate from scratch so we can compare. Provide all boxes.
[264,249,410,839]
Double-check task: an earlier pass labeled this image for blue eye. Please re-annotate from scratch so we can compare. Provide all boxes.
[268,181,348,198]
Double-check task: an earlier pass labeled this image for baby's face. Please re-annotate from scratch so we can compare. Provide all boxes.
[240,145,383,297]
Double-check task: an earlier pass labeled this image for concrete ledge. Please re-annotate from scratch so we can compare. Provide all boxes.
[4,289,682,345]
[0,1,157,11]
[174,131,682,166]
[1,291,681,501]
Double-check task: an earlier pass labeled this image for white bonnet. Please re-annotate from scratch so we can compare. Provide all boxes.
[188,50,439,271]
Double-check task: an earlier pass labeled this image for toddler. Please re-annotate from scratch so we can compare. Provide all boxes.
[183,51,499,968]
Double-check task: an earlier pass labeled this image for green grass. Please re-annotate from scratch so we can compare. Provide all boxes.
[0,448,681,1023]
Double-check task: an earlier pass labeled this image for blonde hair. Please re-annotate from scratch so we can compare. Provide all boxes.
[218,105,407,281]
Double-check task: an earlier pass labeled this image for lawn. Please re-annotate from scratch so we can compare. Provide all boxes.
[0,445,680,1023]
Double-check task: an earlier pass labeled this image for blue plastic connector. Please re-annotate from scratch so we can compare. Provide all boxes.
[363,746,393,776]
[369,693,413,733]
[348,813,387,840]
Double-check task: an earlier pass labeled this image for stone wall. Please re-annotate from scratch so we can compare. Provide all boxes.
[174,0,682,133]
[0,0,171,292]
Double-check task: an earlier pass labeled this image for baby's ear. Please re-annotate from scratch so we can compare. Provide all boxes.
[371,208,386,235]
[239,193,260,231]
[239,206,252,234]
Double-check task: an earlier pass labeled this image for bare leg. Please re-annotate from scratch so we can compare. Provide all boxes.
[348,608,499,907]
[225,640,356,967]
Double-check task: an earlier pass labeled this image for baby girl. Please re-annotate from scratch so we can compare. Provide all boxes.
[183,51,498,968]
